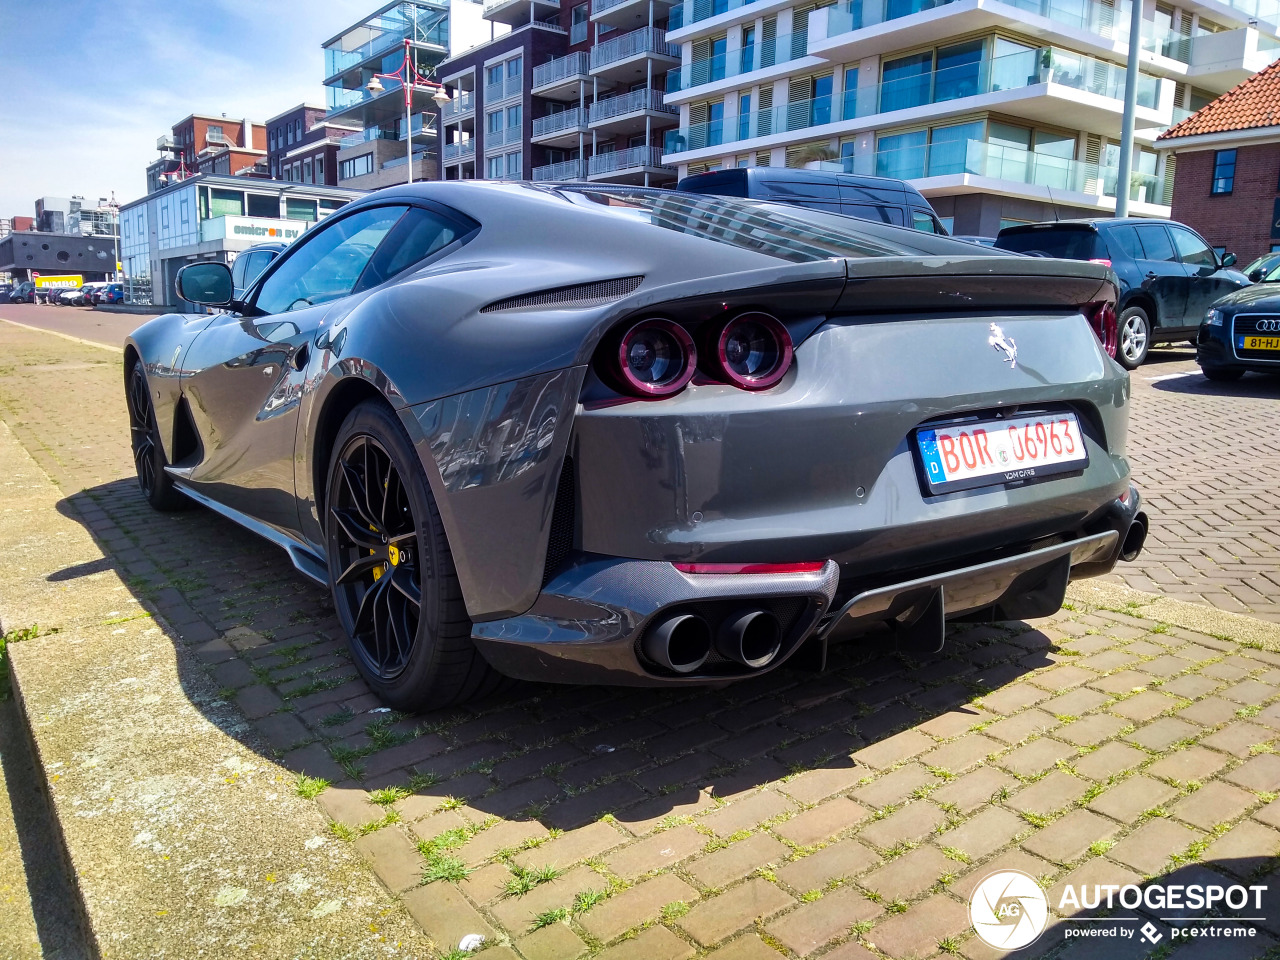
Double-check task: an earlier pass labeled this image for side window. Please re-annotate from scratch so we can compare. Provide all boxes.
[357,207,474,290]
[230,254,248,291]
[1108,224,1144,261]
[911,210,938,233]
[1169,226,1216,269]
[254,206,407,315]
[1134,224,1176,262]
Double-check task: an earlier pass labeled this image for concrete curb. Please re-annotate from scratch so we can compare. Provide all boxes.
[0,419,434,957]
[1068,579,1280,651]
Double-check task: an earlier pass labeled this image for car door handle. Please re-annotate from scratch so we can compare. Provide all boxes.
[1145,272,1157,279]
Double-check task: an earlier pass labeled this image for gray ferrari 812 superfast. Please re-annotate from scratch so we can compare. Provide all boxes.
[125,181,1146,710]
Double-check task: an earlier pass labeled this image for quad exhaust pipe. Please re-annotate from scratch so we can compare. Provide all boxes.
[717,609,782,669]
[641,613,711,674]
[642,607,784,674]
[1120,511,1148,563]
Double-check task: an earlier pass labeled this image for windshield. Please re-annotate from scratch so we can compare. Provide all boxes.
[557,186,991,263]
[994,227,1103,260]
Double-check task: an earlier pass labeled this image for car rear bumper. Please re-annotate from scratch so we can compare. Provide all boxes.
[471,486,1145,686]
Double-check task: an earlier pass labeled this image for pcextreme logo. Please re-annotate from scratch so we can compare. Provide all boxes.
[969,872,1270,950]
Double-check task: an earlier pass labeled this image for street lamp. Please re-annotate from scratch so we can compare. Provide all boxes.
[365,38,452,185]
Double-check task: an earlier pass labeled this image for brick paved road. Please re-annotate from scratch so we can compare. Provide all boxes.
[3,316,1280,959]
[1111,347,1280,622]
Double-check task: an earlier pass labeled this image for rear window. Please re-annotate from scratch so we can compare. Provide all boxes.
[560,186,964,263]
[994,227,1102,260]
[678,171,748,197]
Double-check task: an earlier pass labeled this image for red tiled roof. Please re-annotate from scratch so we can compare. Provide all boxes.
[1158,58,1280,140]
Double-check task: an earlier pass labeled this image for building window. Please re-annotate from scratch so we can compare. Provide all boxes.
[1211,149,1236,194]
[506,105,522,130]
[285,197,318,222]
[293,161,302,180]
[315,157,324,182]
[487,64,503,86]
[303,159,313,183]
[210,188,244,218]
[269,131,276,151]
[487,155,503,178]
[571,3,588,43]
[207,124,223,142]
[506,151,522,177]
[487,110,503,134]
[507,56,522,79]
[339,154,374,179]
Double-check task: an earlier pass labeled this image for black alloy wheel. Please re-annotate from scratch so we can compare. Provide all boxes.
[328,433,422,680]
[324,401,502,710]
[126,363,186,511]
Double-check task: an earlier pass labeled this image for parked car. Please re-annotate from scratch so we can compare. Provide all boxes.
[677,167,948,234]
[1196,259,1280,380]
[93,283,125,305]
[126,182,1145,709]
[1239,252,1280,283]
[230,242,286,300]
[994,219,1249,369]
[953,235,997,246]
[58,285,92,306]
[9,281,34,303]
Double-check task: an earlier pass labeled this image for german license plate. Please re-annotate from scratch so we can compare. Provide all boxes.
[1241,335,1280,351]
[916,412,1088,494]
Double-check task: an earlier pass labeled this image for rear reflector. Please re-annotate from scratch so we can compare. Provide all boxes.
[675,561,826,575]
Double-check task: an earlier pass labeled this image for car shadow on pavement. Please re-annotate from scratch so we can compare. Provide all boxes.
[48,478,1052,838]
[1152,369,1280,399]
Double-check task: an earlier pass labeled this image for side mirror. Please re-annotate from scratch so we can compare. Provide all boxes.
[1221,252,1237,268]
[1249,268,1265,283]
[176,261,233,306]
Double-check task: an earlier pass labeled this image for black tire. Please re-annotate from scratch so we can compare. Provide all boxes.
[324,400,502,711]
[1202,365,1244,382]
[1117,306,1151,369]
[125,362,188,511]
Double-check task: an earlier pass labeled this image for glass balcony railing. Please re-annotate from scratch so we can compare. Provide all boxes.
[666,30,810,92]
[441,91,474,120]
[669,0,762,31]
[323,2,448,78]
[533,106,588,137]
[443,140,476,162]
[823,0,1195,63]
[484,74,524,104]
[665,45,1158,154]
[590,87,676,122]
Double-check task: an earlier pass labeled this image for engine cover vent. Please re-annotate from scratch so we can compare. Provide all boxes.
[480,275,643,313]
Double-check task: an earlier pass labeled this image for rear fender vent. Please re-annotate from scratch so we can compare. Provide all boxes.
[481,276,643,313]
[542,456,576,587]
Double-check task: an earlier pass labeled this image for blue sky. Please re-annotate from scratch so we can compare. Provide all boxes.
[0,0,370,219]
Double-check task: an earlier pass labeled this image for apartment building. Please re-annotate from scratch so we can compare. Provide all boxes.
[147,114,268,192]
[436,0,682,184]
[323,0,492,189]
[265,104,362,186]
[659,0,1280,233]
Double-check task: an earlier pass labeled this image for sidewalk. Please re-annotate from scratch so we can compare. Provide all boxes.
[3,318,1280,958]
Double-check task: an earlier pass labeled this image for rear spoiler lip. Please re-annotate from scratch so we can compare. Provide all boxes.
[842,254,1112,283]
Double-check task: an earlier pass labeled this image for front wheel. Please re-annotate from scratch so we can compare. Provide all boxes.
[324,400,502,711]
[125,363,188,511]
[1117,306,1151,369]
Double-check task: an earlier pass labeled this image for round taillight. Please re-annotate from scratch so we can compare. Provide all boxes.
[715,312,793,390]
[616,318,696,398]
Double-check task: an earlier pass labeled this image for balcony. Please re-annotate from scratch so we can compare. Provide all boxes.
[532,107,590,145]
[484,0,560,26]
[338,113,437,148]
[869,138,1167,211]
[443,139,477,162]
[157,134,175,151]
[1188,27,1280,88]
[666,28,809,95]
[323,1,448,81]
[590,27,680,82]
[485,125,524,151]
[532,158,585,180]
[484,73,524,105]
[441,91,475,121]
[588,144,675,181]
[589,88,678,136]
[664,45,1164,158]
[815,0,1195,69]
[591,0,677,29]
[532,51,594,100]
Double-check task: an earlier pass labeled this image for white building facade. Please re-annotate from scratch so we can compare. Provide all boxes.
[660,0,1280,233]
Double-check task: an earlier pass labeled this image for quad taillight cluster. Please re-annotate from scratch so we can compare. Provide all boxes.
[607,312,794,400]
[1084,301,1119,360]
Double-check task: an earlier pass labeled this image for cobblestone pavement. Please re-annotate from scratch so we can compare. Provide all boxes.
[1113,348,1280,622]
[3,317,1280,959]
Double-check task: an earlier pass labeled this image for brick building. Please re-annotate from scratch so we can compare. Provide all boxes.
[1160,59,1280,265]
[147,114,268,192]
[264,104,360,185]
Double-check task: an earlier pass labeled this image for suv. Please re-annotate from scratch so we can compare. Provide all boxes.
[677,167,948,234]
[994,219,1248,368]
[9,281,34,303]
[230,242,287,300]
